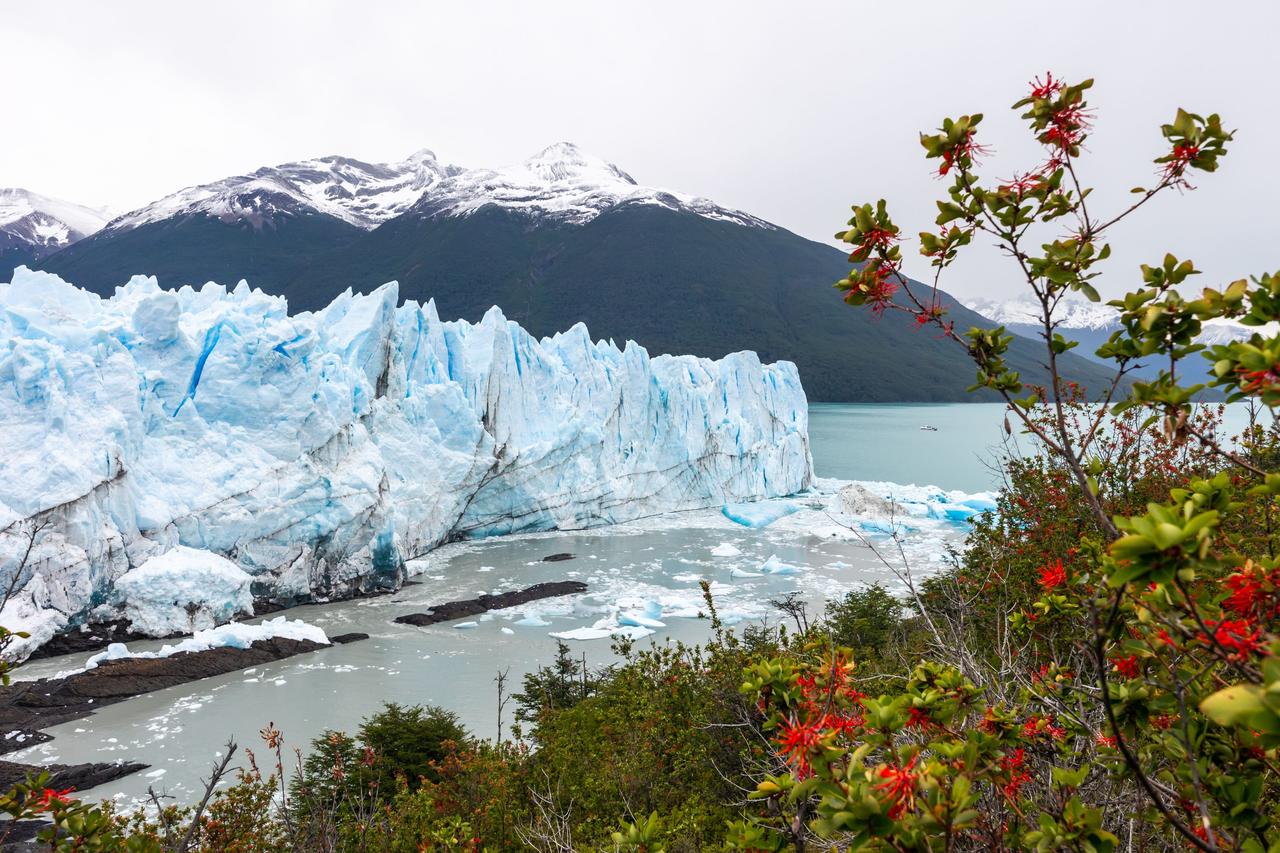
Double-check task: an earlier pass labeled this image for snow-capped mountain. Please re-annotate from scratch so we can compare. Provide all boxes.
[0,188,110,266]
[99,142,768,235]
[964,296,1261,344]
[964,296,1264,388]
[103,149,459,233]
[964,296,1120,332]
[405,142,772,228]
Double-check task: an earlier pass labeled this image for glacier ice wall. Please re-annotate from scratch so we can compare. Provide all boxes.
[0,268,811,651]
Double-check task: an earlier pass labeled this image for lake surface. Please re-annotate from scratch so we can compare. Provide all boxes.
[9,401,1264,804]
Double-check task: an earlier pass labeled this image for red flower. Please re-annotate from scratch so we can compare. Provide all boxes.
[1029,72,1063,100]
[34,787,75,810]
[1224,570,1263,616]
[938,130,990,177]
[874,755,919,818]
[851,263,901,316]
[905,706,933,730]
[1037,559,1067,591]
[1236,364,1280,395]
[1096,733,1117,749]
[821,711,864,737]
[1161,143,1201,185]
[1110,655,1140,679]
[775,716,825,777]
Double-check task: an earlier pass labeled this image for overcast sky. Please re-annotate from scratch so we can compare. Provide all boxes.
[4,0,1277,299]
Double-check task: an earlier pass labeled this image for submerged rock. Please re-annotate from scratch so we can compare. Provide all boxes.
[394,581,588,626]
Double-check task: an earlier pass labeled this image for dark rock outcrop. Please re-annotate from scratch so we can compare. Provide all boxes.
[0,759,147,792]
[394,581,588,627]
[541,553,574,562]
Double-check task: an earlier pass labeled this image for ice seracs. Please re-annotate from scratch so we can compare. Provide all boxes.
[0,268,812,658]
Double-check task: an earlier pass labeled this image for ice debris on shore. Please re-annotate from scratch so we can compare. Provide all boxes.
[84,616,328,670]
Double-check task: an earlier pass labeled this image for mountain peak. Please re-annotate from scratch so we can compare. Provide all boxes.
[0,188,111,237]
[521,142,637,186]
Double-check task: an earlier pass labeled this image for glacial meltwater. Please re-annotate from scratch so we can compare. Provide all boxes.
[7,402,1264,804]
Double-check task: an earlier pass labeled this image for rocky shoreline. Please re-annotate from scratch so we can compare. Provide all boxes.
[0,631,367,808]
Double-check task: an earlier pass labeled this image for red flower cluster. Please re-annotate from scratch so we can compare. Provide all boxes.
[776,716,826,779]
[999,166,1053,197]
[1223,564,1280,619]
[1029,72,1063,100]
[848,227,899,260]
[1161,142,1201,186]
[1000,747,1032,799]
[1199,618,1268,660]
[1110,654,1141,679]
[905,706,934,730]
[771,655,867,778]
[874,755,920,818]
[34,787,75,810]
[844,261,901,316]
[1236,364,1280,395]
[1025,72,1091,153]
[1023,714,1066,741]
[1037,559,1067,591]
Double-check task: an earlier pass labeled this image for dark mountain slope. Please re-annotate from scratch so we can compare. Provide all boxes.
[287,203,1121,402]
[39,212,362,295]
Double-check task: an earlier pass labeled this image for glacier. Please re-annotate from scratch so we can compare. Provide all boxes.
[0,267,812,658]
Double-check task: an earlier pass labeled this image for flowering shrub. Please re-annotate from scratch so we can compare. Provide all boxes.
[753,72,1280,851]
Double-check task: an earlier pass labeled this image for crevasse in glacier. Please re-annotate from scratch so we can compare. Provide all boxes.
[0,267,812,656]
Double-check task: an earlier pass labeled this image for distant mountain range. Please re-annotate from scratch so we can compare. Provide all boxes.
[7,144,1124,401]
[964,296,1263,384]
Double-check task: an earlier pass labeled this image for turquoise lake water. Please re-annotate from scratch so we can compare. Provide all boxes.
[810,401,1267,493]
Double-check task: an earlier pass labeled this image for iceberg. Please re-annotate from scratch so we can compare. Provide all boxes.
[759,554,799,575]
[709,542,742,557]
[721,500,801,528]
[114,546,254,637]
[0,269,812,656]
